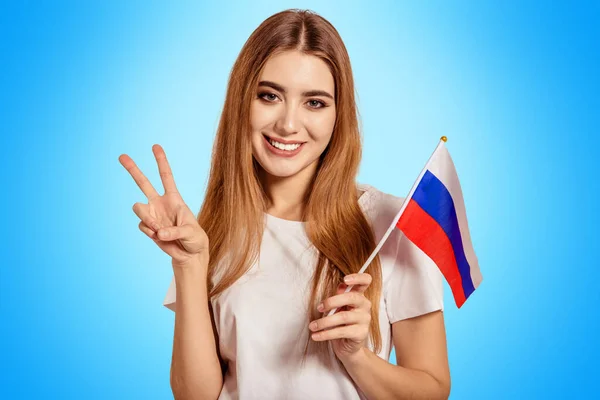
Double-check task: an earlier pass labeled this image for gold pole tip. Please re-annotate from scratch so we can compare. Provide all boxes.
[440,136,447,142]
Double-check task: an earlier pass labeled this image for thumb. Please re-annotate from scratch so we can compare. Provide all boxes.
[157,224,195,242]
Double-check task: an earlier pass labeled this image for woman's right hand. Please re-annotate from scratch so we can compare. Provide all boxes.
[119,144,209,268]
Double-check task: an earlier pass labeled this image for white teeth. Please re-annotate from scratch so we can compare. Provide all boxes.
[268,138,301,151]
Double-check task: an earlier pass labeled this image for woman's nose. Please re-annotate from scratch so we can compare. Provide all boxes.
[275,105,300,135]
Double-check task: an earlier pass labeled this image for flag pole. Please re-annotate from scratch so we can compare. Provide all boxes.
[326,137,448,317]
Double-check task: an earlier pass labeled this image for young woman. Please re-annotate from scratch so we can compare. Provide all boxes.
[120,9,450,400]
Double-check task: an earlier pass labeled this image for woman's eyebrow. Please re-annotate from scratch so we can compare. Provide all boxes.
[258,80,334,100]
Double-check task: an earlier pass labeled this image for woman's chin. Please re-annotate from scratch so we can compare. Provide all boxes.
[262,166,302,179]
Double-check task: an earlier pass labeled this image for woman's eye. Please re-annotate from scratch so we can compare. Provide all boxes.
[307,99,325,109]
[259,92,278,102]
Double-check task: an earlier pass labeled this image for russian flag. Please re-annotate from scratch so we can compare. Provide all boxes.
[327,138,482,316]
[395,137,483,308]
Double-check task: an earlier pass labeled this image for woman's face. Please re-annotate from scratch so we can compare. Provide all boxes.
[250,50,336,179]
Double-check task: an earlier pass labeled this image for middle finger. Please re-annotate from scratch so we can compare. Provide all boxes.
[152,144,179,194]
[320,292,370,314]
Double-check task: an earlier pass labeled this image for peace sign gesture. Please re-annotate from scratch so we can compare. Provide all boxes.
[119,144,209,267]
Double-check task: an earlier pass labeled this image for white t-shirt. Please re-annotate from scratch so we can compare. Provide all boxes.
[163,183,444,400]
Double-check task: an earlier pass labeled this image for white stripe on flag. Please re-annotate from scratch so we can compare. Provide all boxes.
[427,143,483,288]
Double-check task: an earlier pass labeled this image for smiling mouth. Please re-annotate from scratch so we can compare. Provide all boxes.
[262,134,307,157]
[263,133,306,146]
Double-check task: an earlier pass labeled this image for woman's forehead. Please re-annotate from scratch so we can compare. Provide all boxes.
[258,51,334,93]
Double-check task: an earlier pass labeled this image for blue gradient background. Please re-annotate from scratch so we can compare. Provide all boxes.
[2,1,598,399]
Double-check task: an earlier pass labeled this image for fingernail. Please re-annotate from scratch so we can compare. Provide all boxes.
[159,230,168,238]
[309,322,317,330]
[344,276,353,284]
[317,303,324,312]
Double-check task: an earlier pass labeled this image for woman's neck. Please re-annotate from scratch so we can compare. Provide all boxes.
[259,161,318,221]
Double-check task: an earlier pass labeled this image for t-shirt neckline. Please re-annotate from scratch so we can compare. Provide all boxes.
[264,183,374,227]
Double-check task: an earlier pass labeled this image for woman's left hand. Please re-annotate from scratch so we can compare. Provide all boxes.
[309,273,373,363]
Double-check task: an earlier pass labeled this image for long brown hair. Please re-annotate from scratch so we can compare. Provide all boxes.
[198,8,383,364]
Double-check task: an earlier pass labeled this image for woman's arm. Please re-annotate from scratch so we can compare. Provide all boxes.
[170,254,224,400]
[341,310,450,400]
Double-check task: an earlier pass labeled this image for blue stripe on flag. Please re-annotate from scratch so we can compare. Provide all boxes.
[412,170,476,298]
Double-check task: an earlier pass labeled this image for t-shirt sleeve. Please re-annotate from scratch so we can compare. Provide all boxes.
[163,275,177,312]
[383,231,445,324]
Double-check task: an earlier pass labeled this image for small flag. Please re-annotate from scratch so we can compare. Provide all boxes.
[327,137,482,316]
[395,137,482,308]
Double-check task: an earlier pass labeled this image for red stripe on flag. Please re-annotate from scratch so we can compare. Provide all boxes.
[396,199,467,308]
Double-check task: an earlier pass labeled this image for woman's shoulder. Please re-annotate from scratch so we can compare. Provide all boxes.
[357,183,407,284]
[357,182,405,234]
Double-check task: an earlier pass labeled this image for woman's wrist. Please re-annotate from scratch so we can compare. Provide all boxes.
[339,346,369,369]
[173,253,209,280]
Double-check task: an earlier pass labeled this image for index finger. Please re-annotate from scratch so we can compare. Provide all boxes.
[119,154,160,200]
[152,144,179,194]
[343,273,372,286]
